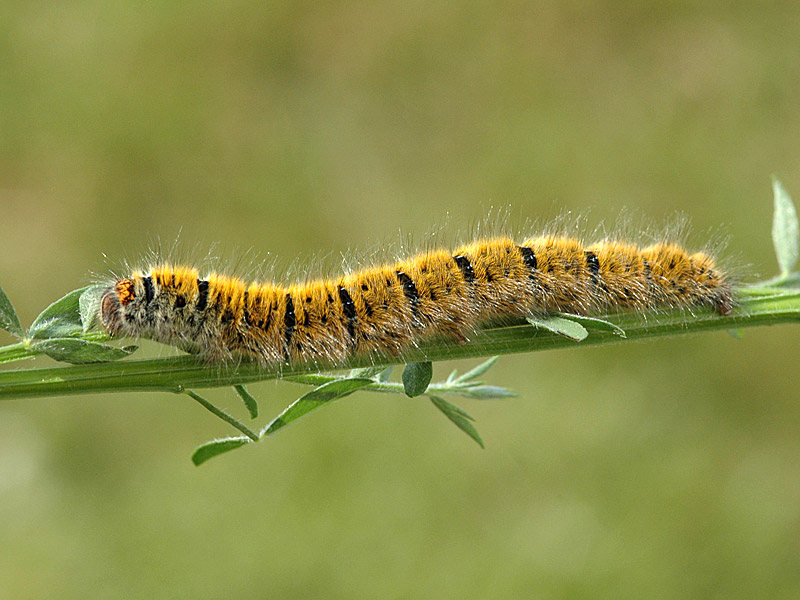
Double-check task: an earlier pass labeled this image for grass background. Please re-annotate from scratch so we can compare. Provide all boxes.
[2,2,800,598]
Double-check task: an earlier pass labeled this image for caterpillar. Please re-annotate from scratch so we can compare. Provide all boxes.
[99,235,733,366]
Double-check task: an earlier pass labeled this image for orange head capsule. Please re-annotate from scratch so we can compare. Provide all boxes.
[100,279,136,336]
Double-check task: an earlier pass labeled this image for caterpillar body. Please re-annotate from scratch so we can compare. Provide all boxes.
[99,235,733,366]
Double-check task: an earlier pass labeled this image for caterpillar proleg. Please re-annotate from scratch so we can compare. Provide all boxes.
[99,234,733,365]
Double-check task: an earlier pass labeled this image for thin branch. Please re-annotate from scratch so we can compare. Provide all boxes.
[183,390,259,441]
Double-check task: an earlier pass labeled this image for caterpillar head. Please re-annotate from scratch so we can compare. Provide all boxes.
[100,279,137,336]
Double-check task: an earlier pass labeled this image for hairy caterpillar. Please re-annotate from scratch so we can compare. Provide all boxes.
[99,235,733,365]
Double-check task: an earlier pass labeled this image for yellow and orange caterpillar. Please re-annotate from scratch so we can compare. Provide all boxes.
[99,235,733,365]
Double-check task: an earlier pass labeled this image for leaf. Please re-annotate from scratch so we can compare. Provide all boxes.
[79,285,106,333]
[28,287,89,340]
[31,338,137,364]
[555,312,626,337]
[453,356,499,383]
[377,366,393,383]
[429,395,484,448]
[457,385,518,400]
[234,384,259,419]
[261,377,374,437]
[0,283,23,338]
[402,361,433,397]
[192,437,252,466]
[526,315,589,341]
[772,177,799,277]
[349,366,388,379]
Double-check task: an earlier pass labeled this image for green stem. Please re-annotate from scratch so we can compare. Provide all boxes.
[183,390,259,441]
[0,342,40,365]
[1,287,798,401]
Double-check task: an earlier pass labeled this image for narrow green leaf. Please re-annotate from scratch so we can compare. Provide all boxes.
[285,373,337,387]
[0,284,23,338]
[527,315,588,341]
[262,377,373,436]
[772,177,799,277]
[454,356,499,383]
[377,366,393,383]
[28,287,89,340]
[31,338,137,364]
[456,385,518,400]
[349,366,388,379]
[234,384,259,419]
[192,437,251,466]
[79,285,106,333]
[446,368,459,384]
[555,312,626,337]
[429,395,484,448]
[433,397,475,420]
[402,361,433,397]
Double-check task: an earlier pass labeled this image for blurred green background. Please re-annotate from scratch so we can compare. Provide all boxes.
[2,2,799,598]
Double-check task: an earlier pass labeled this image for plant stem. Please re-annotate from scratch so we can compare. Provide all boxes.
[1,287,798,401]
[0,342,39,365]
[183,390,259,441]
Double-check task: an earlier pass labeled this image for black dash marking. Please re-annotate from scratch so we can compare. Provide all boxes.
[143,276,155,304]
[196,280,209,311]
[263,302,274,331]
[396,271,420,311]
[174,295,186,309]
[518,246,537,277]
[364,299,373,318]
[242,290,251,325]
[642,259,652,279]
[585,251,600,285]
[284,294,295,349]
[453,255,475,282]
[338,286,356,338]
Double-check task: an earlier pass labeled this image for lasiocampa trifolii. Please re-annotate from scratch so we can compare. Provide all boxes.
[98,231,733,366]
